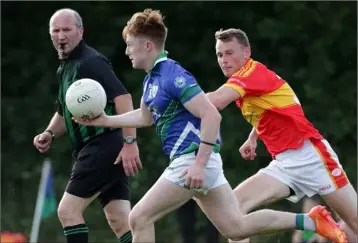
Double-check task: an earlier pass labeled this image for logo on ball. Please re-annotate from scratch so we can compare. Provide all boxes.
[66,78,107,120]
[77,95,91,103]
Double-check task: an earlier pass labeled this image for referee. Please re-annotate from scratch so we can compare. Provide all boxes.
[33,8,141,243]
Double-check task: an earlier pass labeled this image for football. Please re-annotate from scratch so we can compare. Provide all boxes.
[65,78,107,120]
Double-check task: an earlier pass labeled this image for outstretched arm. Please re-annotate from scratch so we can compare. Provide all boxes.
[106,97,153,128]
[73,97,153,128]
[206,85,241,111]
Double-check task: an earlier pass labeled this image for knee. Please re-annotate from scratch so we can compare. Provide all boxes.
[235,193,255,215]
[106,210,130,234]
[237,200,251,215]
[57,205,69,221]
[128,208,151,232]
[57,205,81,223]
[220,218,248,241]
[234,187,260,215]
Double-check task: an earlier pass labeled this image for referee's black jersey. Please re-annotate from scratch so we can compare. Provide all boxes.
[56,40,128,150]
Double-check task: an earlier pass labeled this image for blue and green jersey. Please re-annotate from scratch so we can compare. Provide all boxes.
[142,52,221,161]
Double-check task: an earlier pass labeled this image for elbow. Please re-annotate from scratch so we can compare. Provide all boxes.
[209,108,222,124]
[215,103,225,111]
[211,100,226,111]
[211,98,226,111]
[208,100,224,111]
[142,115,154,127]
[200,108,221,130]
[206,93,225,111]
[146,119,154,126]
[215,111,222,123]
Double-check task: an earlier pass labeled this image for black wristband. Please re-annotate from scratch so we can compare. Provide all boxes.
[200,140,216,146]
[45,130,55,141]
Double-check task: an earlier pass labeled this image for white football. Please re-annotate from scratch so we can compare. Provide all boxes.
[65,78,107,120]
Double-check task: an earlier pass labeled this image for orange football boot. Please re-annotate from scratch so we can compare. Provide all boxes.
[307,205,348,243]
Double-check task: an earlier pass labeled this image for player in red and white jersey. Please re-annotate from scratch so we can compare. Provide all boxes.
[207,28,357,243]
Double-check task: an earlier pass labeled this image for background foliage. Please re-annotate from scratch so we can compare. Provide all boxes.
[2,1,357,242]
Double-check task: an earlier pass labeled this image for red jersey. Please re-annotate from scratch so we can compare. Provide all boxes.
[224,58,323,157]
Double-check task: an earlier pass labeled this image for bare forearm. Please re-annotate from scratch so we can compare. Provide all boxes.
[248,127,259,141]
[196,112,222,165]
[115,94,136,137]
[106,109,152,128]
[206,86,240,111]
[206,92,223,111]
[46,112,67,137]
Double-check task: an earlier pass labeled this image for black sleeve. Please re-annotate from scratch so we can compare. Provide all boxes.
[78,56,128,100]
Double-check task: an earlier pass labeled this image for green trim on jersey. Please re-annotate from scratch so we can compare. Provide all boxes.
[156,100,180,141]
[60,61,79,146]
[156,84,203,141]
[58,60,118,149]
[148,51,168,75]
[180,84,202,102]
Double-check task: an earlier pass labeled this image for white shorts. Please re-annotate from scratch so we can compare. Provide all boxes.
[260,138,349,203]
[161,152,228,195]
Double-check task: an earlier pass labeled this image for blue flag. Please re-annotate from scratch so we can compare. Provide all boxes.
[41,164,56,219]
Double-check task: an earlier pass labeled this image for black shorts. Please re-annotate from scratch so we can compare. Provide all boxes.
[66,130,130,208]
